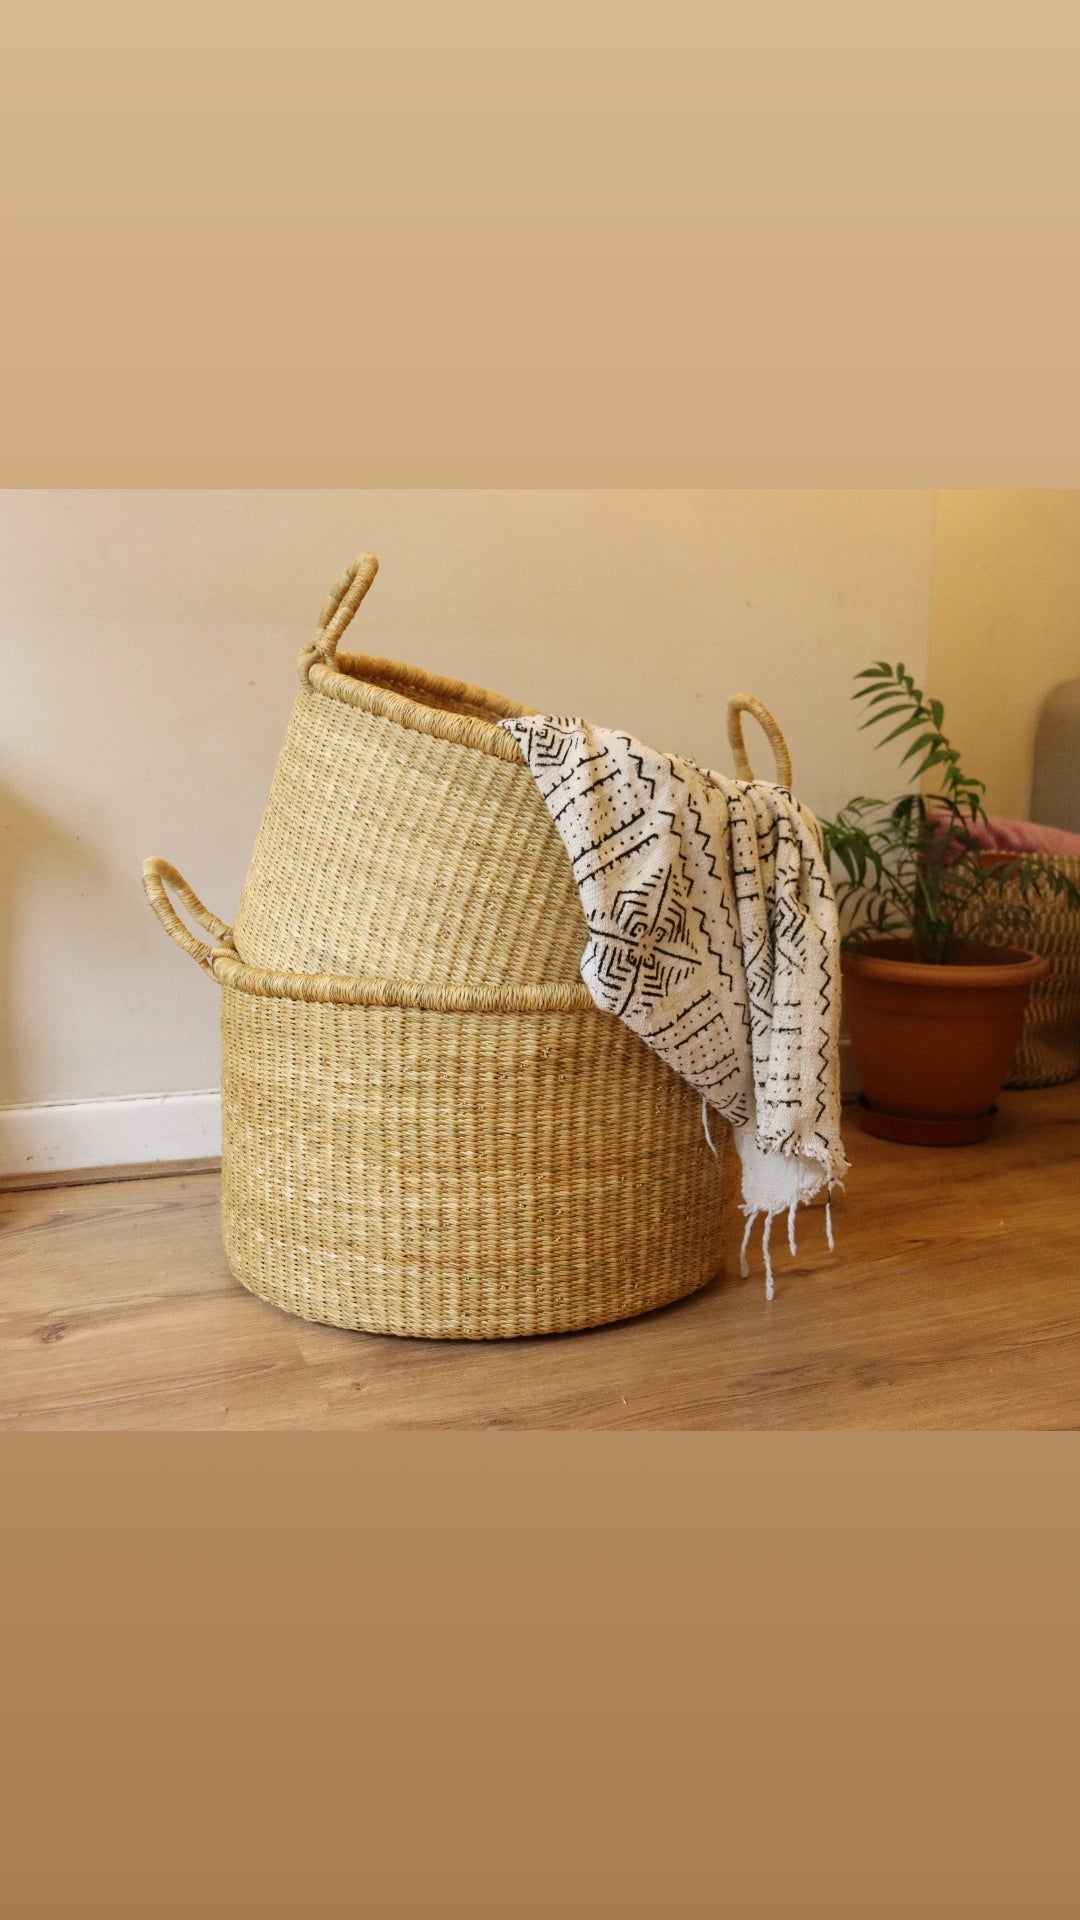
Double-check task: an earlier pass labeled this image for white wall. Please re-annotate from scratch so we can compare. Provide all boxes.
[0,489,935,1171]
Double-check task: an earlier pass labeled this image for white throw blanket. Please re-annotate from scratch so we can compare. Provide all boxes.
[504,715,849,1297]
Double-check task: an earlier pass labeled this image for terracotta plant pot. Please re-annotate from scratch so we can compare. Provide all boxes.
[842,939,1049,1145]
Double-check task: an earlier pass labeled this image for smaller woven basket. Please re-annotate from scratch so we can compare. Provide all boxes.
[234,556,797,991]
[234,555,588,987]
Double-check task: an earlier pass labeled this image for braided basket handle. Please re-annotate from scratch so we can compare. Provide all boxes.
[727,694,793,787]
[300,554,379,678]
[142,858,233,975]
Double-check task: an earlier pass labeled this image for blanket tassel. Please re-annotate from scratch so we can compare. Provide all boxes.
[704,1099,836,1302]
[762,1213,775,1301]
[739,1210,755,1280]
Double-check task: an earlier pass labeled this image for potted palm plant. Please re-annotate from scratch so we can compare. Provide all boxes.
[821,663,1079,1144]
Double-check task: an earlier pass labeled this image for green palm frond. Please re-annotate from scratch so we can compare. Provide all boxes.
[820,664,1080,964]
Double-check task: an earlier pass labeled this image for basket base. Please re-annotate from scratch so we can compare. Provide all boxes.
[224,1250,724,1340]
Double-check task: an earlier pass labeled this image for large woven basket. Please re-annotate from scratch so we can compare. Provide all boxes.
[993,853,1080,1087]
[143,860,739,1338]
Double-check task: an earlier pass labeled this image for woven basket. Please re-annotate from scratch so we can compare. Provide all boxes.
[234,554,588,987]
[990,853,1080,1087]
[234,556,797,990]
[143,860,739,1339]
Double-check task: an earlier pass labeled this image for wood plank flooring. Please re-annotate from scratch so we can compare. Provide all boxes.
[2,1086,1078,1429]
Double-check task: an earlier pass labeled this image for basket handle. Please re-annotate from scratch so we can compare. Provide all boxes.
[726,694,793,787]
[142,858,233,975]
[300,553,380,678]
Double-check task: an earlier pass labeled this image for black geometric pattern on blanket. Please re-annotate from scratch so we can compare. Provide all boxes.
[505,714,846,1184]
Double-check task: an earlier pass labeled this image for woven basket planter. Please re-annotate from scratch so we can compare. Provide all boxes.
[989,853,1080,1087]
[143,860,738,1339]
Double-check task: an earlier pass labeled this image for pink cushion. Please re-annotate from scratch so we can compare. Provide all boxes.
[928,807,1080,857]
[965,813,1080,857]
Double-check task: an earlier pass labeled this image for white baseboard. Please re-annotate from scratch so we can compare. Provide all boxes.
[0,1089,222,1179]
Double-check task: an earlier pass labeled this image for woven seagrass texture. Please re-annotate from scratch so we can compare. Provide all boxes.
[999,854,1080,1087]
[234,679,588,985]
[219,981,735,1339]
[143,857,736,1338]
[233,554,588,985]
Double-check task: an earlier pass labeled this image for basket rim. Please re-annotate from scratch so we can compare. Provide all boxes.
[143,857,592,1009]
[210,943,595,1012]
[302,648,535,763]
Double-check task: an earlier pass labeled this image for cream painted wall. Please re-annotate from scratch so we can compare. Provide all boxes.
[928,491,1080,819]
[0,490,935,1161]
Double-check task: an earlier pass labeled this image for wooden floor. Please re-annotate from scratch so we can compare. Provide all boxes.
[2,1085,1079,1429]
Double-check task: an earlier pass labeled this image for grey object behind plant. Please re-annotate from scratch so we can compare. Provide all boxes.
[1030,677,1080,834]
